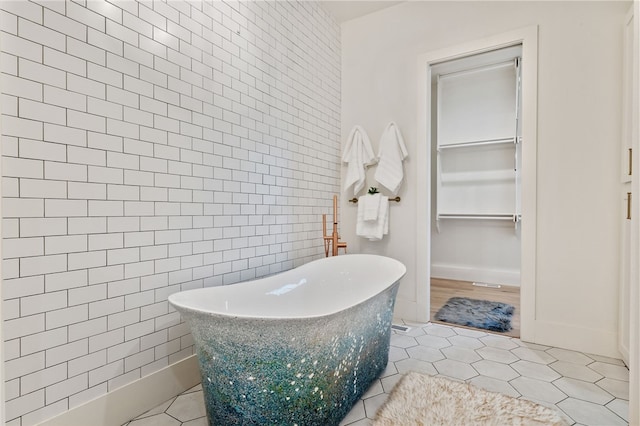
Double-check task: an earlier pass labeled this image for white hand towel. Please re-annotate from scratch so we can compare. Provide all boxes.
[374,122,408,196]
[342,126,376,196]
[362,193,381,221]
[356,195,389,241]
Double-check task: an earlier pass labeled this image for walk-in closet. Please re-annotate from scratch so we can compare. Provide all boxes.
[430,45,523,337]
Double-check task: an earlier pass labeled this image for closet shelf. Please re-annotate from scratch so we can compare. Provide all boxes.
[438,213,520,221]
[439,136,518,150]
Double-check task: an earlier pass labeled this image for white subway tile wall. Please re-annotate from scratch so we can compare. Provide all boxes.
[1,1,341,424]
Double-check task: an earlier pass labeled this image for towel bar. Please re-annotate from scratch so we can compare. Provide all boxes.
[349,196,401,203]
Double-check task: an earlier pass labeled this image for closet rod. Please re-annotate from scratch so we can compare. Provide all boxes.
[438,213,520,221]
[439,137,516,150]
[437,59,514,81]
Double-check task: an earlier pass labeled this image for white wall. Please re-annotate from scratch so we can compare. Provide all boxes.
[430,220,521,285]
[0,1,341,424]
[341,1,628,356]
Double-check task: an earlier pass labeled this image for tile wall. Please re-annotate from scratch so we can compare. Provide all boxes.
[0,1,341,424]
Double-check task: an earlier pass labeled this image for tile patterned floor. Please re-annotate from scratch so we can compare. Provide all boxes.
[123,322,630,426]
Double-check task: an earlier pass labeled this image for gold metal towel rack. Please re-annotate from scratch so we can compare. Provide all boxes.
[349,197,401,203]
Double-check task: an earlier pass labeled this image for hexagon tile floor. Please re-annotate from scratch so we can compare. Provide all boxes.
[123,322,629,426]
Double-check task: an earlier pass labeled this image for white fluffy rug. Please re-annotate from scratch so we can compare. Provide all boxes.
[374,372,568,426]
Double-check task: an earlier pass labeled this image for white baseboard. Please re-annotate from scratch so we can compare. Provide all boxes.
[37,355,200,426]
[431,264,520,287]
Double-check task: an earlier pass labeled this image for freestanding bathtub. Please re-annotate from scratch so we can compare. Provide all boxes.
[168,254,406,425]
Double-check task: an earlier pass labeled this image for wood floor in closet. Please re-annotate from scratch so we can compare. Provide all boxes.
[430,278,521,338]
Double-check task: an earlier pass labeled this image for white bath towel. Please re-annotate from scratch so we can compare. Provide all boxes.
[342,125,376,196]
[356,195,389,241]
[374,122,409,196]
[362,192,382,221]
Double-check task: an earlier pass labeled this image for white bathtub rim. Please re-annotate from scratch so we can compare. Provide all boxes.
[168,254,406,320]
[172,279,403,322]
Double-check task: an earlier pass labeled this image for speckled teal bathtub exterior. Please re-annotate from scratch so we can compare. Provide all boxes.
[178,282,400,426]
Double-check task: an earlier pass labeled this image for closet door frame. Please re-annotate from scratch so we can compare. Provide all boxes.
[0,29,5,425]
[628,1,639,423]
[416,26,538,340]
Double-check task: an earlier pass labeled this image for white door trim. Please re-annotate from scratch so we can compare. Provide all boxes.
[628,1,640,423]
[416,26,539,340]
[0,28,6,425]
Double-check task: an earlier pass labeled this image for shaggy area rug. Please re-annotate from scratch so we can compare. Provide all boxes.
[434,297,515,332]
[374,372,568,426]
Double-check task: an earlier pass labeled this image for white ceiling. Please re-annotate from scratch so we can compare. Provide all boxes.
[320,1,403,23]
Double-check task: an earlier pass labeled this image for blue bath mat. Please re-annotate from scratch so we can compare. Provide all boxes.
[434,297,514,332]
